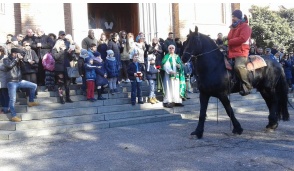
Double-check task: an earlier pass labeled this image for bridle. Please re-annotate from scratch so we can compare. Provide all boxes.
[184,47,219,63]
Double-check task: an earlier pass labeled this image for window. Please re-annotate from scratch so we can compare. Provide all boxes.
[0,3,5,15]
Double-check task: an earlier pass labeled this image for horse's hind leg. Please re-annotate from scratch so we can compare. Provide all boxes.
[191,93,210,139]
[218,95,243,135]
[259,90,279,130]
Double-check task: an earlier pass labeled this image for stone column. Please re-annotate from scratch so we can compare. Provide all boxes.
[70,3,89,48]
[172,3,179,38]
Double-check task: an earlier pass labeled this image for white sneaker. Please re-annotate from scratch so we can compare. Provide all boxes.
[125,79,130,82]
[121,79,125,82]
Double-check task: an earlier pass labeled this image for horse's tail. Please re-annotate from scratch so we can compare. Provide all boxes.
[277,73,290,121]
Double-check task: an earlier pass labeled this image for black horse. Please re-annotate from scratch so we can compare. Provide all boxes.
[182,26,290,139]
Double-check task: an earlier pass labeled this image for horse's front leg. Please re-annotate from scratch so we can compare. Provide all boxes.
[191,92,210,139]
[218,95,243,135]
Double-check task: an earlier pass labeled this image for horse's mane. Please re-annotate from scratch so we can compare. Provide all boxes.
[198,33,219,50]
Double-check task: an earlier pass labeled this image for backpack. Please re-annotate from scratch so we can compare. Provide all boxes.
[42,53,55,71]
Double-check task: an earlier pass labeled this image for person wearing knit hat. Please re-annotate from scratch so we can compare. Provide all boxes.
[106,49,114,56]
[105,49,119,94]
[232,9,243,20]
[227,9,252,96]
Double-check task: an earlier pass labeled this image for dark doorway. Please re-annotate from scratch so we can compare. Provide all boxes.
[88,3,139,37]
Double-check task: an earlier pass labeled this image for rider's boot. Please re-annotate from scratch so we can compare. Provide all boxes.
[238,68,252,96]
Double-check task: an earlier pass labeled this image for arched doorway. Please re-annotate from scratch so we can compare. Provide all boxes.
[88,3,139,38]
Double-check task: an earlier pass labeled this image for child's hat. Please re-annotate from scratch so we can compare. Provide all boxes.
[106,50,114,56]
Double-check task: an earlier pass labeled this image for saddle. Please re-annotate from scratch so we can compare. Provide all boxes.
[224,55,267,71]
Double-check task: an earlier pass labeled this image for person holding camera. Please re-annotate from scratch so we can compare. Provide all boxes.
[52,39,73,104]
[121,33,135,83]
[0,46,10,114]
[20,41,39,98]
[127,53,145,106]
[148,37,163,68]
[3,48,39,122]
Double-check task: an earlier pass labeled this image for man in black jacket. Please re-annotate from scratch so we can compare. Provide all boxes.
[3,48,39,122]
[33,28,54,86]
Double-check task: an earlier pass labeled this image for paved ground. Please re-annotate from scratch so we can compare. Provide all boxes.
[0,110,293,171]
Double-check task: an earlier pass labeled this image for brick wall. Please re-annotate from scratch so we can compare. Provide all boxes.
[64,3,72,36]
[20,3,65,36]
[14,3,22,35]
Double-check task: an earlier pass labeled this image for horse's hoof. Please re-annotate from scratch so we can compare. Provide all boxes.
[266,123,278,130]
[232,127,243,135]
[190,130,203,139]
[265,128,275,133]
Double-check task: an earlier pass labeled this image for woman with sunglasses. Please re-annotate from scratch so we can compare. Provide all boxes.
[161,44,186,108]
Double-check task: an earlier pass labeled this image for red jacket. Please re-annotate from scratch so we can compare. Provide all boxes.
[227,21,252,58]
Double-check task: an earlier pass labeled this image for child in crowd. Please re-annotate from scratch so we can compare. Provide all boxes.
[128,53,145,106]
[84,57,97,102]
[92,52,108,100]
[105,50,119,95]
[184,61,193,98]
[146,54,160,104]
[78,49,89,96]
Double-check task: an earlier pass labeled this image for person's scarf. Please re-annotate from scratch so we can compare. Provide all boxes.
[24,49,33,61]
[231,15,248,28]
[93,57,103,63]
[106,56,116,61]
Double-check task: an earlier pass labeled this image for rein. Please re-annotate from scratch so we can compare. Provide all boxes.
[184,47,219,63]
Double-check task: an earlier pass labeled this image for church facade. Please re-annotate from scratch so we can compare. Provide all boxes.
[0,3,239,46]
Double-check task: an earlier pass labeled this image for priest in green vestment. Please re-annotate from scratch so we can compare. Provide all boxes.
[161,45,186,108]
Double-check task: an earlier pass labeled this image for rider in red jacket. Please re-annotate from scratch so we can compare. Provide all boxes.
[227,9,252,96]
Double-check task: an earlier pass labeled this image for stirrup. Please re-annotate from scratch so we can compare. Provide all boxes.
[239,84,251,96]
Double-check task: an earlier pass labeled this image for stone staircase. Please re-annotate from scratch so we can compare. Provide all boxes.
[0,82,181,140]
[1,81,293,140]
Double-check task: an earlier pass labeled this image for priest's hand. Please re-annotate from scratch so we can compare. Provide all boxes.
[169,71,176,75]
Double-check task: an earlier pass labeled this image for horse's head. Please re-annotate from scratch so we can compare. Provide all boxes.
[182,26,219,63]
[182,26,202,63]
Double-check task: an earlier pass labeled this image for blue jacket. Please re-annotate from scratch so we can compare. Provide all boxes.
[128,62,145,80]
[88,50,95,58]
[93,59,108,86]
[280,59,292,79]
[84,62,96,81]
[146,64,158,80]
[105,57,119,78]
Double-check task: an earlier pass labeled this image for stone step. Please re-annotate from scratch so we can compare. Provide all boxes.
[0,113,181,140]
[37,84,82,91]
[27,98,133,112]
[0,109,169,131]
[37,89,83,97]
[36,81,149,92]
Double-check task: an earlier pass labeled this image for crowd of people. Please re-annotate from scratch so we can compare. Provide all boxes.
[0,28,195,122]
